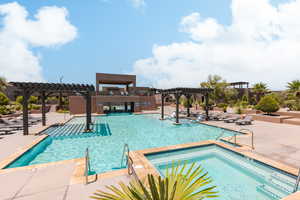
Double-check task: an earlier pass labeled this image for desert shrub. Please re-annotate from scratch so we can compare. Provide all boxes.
[255,95,280,114]
[31,104,41,110]
[217,103,228,112]
[28,96,38,104]
[0,105,12,115]
[0,92,9,105]
[235,106,243,114]
[16,96,23,104]
[284,100,300,111]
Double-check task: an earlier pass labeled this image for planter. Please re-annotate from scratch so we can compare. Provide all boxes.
[252,114,294,123]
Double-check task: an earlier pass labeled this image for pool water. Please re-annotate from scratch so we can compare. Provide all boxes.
[147,145,297,200]
[6,114,237,173]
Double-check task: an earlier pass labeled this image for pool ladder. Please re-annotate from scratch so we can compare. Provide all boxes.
[85,148,91,185]
[121,144,130,168]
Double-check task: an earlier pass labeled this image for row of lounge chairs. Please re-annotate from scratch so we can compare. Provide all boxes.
[0,116,42,135]
[208,112,253,125]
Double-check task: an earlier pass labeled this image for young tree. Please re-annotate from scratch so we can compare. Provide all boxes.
[200,75,228,104]
[0,77,9,92]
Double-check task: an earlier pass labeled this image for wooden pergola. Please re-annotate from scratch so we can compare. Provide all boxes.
[153,87,213,124]
[10,82,95,135]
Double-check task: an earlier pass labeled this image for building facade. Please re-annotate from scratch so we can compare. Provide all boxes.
[69,73,157,114]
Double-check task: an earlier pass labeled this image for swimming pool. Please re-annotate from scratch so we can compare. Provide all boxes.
[146,145,297,200]
[6,114,238,173]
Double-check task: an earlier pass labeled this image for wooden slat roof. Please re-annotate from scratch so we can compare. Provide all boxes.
[10,82,95,92]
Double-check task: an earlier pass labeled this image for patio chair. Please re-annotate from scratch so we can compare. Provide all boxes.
[0,128,16,135]
[236,116,253,125]
[224,116,240,123]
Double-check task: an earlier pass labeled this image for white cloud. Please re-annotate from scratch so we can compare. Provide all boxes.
[0,2,77,82]
[133,0,300,90]
[130,0,146,9]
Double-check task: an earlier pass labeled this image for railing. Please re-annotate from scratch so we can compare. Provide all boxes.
[215,130,225,140]
[128,156,139,180]
[294,169,300,192]
[238,128,254,149]
[121,144,130,168]
[85,148,91,185]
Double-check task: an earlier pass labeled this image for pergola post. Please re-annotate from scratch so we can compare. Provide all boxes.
[41,91,46,126]
[85,92,92,132]
[205,93,209,121]
[186,94,191,117]
[175,93,180,124]
[124,102,128,112]
[160,93,165,120]
[22,90,30,135]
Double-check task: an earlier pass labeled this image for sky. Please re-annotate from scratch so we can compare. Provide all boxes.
[0,0,299,90]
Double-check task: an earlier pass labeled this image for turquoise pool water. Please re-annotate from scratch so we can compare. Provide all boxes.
[6,114,238,173]
[147,145,297,200]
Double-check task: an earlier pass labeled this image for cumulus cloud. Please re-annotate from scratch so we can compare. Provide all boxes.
[133,0,300,90]
[130,0,146,9]
[0,2,77,82]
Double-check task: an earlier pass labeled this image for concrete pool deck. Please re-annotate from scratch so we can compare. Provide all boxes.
[1,109,300,199]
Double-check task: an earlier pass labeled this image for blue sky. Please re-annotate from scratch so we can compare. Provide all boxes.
[0,0,299,89]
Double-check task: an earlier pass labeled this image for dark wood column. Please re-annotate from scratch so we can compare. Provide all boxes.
[124,102,128,112]
[85,92,92,132]
[205,93,209,121]
[41,91,46,126]
[186,94,191,117]
[160,93,165,120]
[22,90,30,135]
[175,93,180,124]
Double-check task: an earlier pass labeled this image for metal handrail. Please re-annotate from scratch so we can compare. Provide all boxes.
[215,130,225,140]
[238,128,254,149]
[121,144,130,167]
[85,148,91,185]
[294,169,300,192]
[128,156,139,180]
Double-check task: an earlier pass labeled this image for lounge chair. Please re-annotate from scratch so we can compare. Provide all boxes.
[236,116,253,125]
[224,116,240,123]
[0,127,16,135]
[0,118,23,129]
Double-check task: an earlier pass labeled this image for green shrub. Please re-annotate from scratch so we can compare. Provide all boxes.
[235,106,243,114]
[217,103,228,112]
[28,96,38,104]
[16,96,23,104]
[0,92,9,105]
[31,104,41,110]
[256,95,280,114]
[16,96,39,104]
[284,100,300,111]
[57,109,69,113]
[0,105,11,115]
[242,95,248,102]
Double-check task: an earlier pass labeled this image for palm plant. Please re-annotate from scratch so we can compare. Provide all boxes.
[252,82,268,103]
[200,75,228,104]
[0,76,9,92]
[91,162,218,200]
[287,80,300,97]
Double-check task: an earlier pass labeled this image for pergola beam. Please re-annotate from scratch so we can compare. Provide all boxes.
[10,82,95,135]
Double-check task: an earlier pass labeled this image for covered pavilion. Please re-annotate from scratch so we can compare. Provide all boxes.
[10,82,95,135]
[152,87,213,124]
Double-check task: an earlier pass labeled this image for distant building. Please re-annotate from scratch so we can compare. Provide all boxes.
[69,73,157,114]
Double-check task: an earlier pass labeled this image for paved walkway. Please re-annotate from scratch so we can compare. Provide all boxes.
[1,162,131,200]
